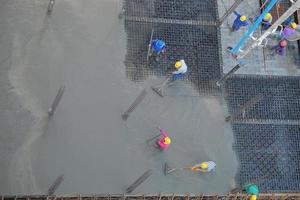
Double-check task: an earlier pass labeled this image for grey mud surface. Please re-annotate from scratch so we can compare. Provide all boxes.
[0,0,238,195]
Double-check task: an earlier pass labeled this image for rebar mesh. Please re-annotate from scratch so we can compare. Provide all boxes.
[124,0,218,21]
[123,0,221,94]
[226,75,300,191]
[232,123,300,191]
[225,75,300,120]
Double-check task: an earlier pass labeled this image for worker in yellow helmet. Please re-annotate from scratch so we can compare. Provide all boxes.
[244,183,259,200]
[191,161,216,173]
[172,60,187,81]
[156,128,171,150]
[281,22,299,39]
[232,11,248,32]
[262,13,272,30]
[250,195,257,200]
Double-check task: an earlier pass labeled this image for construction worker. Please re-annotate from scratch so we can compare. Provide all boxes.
[156,129,171,150]
[150,39,166,61]
[172,60,187,81]
[281,22,298,39]
[191,161,216,173]
[232,11,248,32]
[274,40,287,56]
[244,183,259,200]
[261,13,272,30]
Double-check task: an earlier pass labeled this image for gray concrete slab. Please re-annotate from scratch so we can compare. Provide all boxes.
[218,0,300,76]
[0,0,238,195]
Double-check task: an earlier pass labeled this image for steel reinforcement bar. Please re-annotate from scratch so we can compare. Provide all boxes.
[124,16,217,26]
[2,193,300,200]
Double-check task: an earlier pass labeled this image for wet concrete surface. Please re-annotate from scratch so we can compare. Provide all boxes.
[0,0,238,195]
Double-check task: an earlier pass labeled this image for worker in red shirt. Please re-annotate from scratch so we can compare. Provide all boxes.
[275,40,287,56]
[156,128,171,150]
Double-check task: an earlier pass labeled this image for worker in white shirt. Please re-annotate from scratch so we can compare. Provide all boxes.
[191,161,216,173]
[172,60,187,81]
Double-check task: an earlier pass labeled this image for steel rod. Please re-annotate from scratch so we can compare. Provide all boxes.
[48,86,65,117]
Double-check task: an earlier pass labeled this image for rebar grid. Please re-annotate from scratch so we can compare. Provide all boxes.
[123,0,221,94]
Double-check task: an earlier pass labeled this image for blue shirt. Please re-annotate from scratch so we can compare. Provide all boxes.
[233,11,248,27]
[151,39,166,53]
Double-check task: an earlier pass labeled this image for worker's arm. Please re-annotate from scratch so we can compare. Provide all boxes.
[160,130,168,137]
[269,16,273,24]
[172,70,180,75]
[233,11,240,17]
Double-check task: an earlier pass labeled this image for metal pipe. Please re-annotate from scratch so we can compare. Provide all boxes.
[237,0,300,59]
[230,0,278,55]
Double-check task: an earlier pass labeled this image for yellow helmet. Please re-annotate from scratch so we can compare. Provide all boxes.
[175,61,182,69]
[200,162,208,169]
[264,13,271,20]
[250,195,257,200]
[291,22,297,29]
[164,137,171,145]
[240,15,247,22]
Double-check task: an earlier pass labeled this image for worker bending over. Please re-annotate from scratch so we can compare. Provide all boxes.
[232,11,248,32]
[281,22,298,39]
[172,60,187,81]
[191,161,216,173]
[244,183,259,200]
[275,40,287,56]
[151,39,166,61]
[262,13,272,30]
[157,128,171,150]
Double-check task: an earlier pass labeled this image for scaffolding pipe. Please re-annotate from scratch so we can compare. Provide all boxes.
[230,0,278,55]
[237,0,300,59]
[218,0,245,25]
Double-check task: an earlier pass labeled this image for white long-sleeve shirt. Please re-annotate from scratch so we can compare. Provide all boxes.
[192,161,216,172]
[173,59,187,75]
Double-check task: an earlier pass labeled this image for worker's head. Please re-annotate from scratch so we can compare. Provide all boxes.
[200,162,208,169]
[240,15,247,22]
[175,61,182,69]
[250,195,257,200]
[291,22,297,29]
[264,13,271,21]
[280,40,287,47]
[164,137,171,145]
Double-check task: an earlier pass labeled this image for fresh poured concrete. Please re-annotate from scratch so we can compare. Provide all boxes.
[0,0,238,195]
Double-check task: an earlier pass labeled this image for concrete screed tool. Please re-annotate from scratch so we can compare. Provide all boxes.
[151,76,172,97]
[147,29,154,63]
[163,162,193,175]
